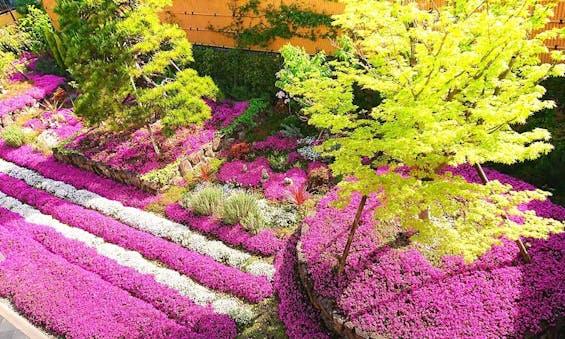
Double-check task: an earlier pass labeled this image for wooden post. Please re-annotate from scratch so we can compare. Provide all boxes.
[473,164,532,263]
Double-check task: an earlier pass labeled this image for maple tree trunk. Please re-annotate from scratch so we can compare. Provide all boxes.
[337,195,368,274]
[473,163,532,263]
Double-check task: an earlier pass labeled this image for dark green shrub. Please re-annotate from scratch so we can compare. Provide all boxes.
[192,46,282,101]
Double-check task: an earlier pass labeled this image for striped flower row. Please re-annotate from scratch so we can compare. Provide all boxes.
[0,192,255,324]
[0,157,275,279]
[0,209,217,338]
[0,205,237,337]
[0,173,272,303]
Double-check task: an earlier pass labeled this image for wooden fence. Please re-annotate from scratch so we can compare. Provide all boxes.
[42,0,565,56]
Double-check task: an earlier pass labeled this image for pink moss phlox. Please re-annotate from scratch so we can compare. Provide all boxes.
[0,210,198,339]
[205,100,249,129]
[0,74,65,118]
[273,234,331,339]
[0,207,236,338]
[217,157,273,187]
[0,141,157,208]
[287,151,302,164]
[300,169,565,338]
[263,167,308,202]
[166,204,283,256]
[0,174,273,303]
[252,134,298,153]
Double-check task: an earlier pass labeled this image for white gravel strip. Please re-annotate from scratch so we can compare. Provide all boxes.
[0,192,256,324]
[0,158,274,279]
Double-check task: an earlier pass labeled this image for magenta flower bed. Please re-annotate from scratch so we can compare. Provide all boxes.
[273,234,330,338]
[65,126,214,175]
[0,141,156,208]
[23,108,83,140]
[166,203,283,256]
[263,167,307,202]
[0,74,65,117]
[0,174,273,303]
[252,134,298,152]
[301,168,565,337]
[217,157,273,187]
[205,100,249,129]
[0,207,236,338]
[0,210,202,338]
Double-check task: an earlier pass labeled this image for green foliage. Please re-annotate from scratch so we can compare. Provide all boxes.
[0,24,33,54]
[140,160,181,187]
[192,46,281,100]
[14,0,42,15]
[213,0,336,48]
[267,151,290,172]
[43,29,67,72]
[221,192,264,232]
[277,0,565,263]
[222,98,267,135]
[56,0,218,133]
[1,125,26,148]
[17,6,53,55]
[185,185,224,216]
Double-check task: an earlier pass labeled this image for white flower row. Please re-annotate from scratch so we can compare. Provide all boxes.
[0,192,255,324]
[0,158,275,279]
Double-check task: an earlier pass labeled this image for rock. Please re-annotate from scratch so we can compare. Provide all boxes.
[261,168,270,181]
[1,113,13,127]
[187,150,204,165]
[283,177,293,186]
[0,252,4,262]
[178,158,193,178]
[212,136,222,151]
[204,147,215,158]
[242,164,248,173]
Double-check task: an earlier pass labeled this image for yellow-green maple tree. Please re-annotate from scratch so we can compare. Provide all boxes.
[277,0,565,269]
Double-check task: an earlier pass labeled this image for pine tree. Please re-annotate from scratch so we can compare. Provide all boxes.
[55,0,218,153]
[277,0,565,270]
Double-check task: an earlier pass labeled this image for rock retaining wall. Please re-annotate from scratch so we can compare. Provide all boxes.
[52,148,161,194]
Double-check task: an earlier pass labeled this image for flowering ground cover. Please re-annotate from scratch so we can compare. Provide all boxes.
[0,208,226,339]
[300,167,565,338]
[0,74,65,119]
[0,173,273,303]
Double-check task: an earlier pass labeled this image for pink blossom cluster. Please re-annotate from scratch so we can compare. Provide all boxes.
[0,174,272,303]
[0,209,224,339]
[217,157,273,187]
[65,126,214,174]
[23,108,83,139]
[0,141,157,208]
[166,204,283,256]
[273,234,331,338]
[0,74,65,118]
[205,100,249,129]
[252,134,298,153]
[263,167,308,202]
[0,207,236,338]
[301,171,565,338]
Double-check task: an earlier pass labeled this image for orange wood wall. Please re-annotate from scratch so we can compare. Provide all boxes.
[0,11,19,27]
[42,0,565,56]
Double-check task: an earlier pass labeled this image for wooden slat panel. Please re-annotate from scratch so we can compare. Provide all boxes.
[41,0,565,57]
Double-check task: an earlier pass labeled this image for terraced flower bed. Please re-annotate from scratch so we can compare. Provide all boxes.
[299,167,565,338]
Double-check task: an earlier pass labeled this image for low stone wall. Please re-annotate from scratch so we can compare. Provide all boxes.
[296,224,565,339]
[52,148,161,194]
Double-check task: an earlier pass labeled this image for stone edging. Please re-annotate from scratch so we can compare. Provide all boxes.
[52,148,161,193]
[296,223,384,339]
